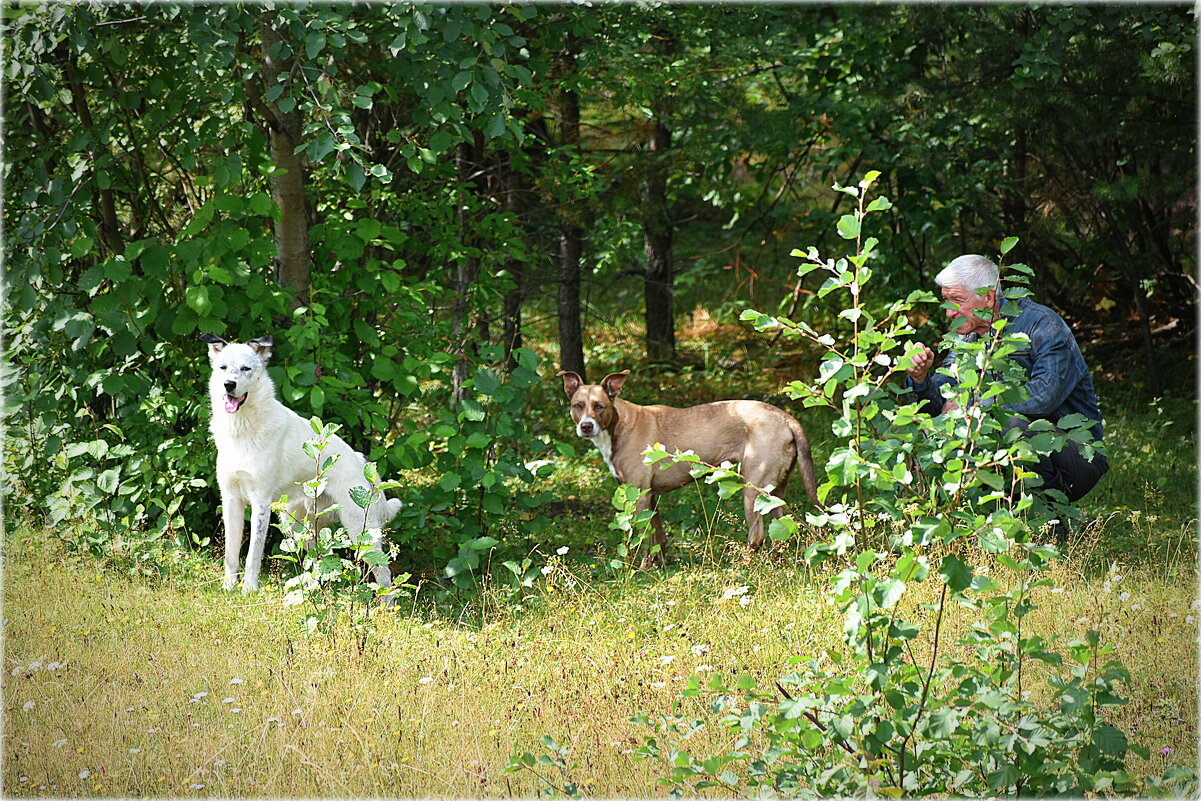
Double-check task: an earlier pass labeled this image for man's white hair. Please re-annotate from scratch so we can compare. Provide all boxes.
[934,254,999,295]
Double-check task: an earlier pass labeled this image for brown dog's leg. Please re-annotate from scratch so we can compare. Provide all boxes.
[744,486,767,549]
[636,492,668,569]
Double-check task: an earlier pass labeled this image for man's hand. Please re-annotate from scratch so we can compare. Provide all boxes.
[906,344,936,384]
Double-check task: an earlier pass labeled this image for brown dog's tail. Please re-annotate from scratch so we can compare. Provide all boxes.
[791,423,822,507]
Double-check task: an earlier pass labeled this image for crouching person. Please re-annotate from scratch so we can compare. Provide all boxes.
[904,254,1109,533]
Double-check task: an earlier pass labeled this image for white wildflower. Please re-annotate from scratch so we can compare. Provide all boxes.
[79,770,90,780]
[695,664,713,673]
[540,566,554,576]
[690,643,710,656]
[22,701,35,712]
[229,678,244,685]
[721,585,750,600]
[222,697,235,704]
[658,655,676,666]
[418,676,433,685]
[556,546,569,556]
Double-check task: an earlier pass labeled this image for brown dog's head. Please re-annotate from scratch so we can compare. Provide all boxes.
[556,370,629,439]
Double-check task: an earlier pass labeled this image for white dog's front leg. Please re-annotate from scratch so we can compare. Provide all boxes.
[241,501,272,593]
[370,530,394,606]
[222,498,246,591]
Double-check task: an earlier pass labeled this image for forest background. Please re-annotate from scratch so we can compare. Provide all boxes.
[2,2,1198,797]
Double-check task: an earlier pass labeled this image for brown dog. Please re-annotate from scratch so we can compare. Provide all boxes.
[557,369,820,567]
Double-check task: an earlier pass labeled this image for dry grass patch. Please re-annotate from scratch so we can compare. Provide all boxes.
[4,528,1196,797]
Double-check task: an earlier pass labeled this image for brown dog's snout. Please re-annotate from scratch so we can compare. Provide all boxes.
[578,419,596,436]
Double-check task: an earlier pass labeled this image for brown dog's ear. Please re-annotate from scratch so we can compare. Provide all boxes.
[248,336,274,363]
[600,370,630,399]
[556,370,583,397]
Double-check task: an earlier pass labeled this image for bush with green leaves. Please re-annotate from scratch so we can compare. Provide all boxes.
[621,173,1196,797]
[1,191,554,584]
[393,344,556,587]
[271,417,411,634]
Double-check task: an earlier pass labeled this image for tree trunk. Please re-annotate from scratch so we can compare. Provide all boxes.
[65,58,123,258]
[452,134,485,404]
[558,224,586,379]
[501,151,527,372]
[1131,266,1162,396]
[258,16,310,309]
[556,34,587,379]
[642,117,675,363]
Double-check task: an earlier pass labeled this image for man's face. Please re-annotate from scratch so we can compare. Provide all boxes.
[941,284,997,336]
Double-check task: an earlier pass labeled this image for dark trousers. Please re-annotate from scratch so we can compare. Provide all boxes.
[1008,417,1109,503]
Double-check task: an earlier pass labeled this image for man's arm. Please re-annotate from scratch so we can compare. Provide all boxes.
[1003,333,1076,417]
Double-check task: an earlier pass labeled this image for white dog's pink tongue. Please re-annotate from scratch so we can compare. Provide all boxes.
[225,393,247,414]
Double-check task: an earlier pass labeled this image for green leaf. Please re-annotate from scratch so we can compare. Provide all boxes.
[185,285,212,315]
[1000,236,1019,256]
[1093,724,1128,757]
[474,368,501,395]
[70,235,94,259]
[927,707,961,737]
[836,214,861,240]
[96,468,120,494]
[876,578,905,609]
[460,398,486,422]
[349,485,372,509]
[939,554,973,592]
[305,31,326,60]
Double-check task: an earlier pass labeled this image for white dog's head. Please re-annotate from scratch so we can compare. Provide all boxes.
[200,333,273,414]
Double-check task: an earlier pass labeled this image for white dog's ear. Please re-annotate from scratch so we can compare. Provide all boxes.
[248,336,274,363]
[199,332,228,354]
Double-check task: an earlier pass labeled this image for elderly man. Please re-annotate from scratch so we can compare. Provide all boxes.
[905,254,1109,511]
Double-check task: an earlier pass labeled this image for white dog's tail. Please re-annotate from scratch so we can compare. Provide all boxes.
[383,497,404,520]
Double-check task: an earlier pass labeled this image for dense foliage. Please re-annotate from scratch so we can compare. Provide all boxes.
[2,2,1194,574]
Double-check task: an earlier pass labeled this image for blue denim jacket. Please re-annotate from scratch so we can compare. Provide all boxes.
[907,297,1104,441]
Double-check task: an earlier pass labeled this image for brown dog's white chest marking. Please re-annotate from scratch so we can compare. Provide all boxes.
[557,369,820,567]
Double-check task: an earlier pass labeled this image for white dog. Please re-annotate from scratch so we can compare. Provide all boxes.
[200,333,402,600]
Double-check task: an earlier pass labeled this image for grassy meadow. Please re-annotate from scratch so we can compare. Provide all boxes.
[4,323,1198,797]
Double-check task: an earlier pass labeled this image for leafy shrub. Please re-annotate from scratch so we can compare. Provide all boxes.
[620,174,1196,797]
[2,175,554,583]
[272,417,411,634]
